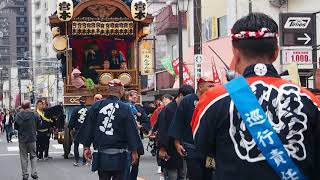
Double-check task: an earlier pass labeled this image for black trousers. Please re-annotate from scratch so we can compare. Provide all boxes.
[186,158,213,180]
[5,126,12,142]
[74,140,86,163]
[98,170,123,180]
[36,131,50,159]
[130,156,140,180]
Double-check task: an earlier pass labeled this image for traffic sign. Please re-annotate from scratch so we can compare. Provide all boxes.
[194,54,203,64]
[296,33,311,45]
[280,13,316,46]
[282,47,312,64]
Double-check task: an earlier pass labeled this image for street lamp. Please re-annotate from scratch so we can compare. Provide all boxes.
[0,67,3,108]
[171,0,188,87]
[161,0,189,88]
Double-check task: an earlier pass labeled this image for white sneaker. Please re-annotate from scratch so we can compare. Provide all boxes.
[157,166,162,174]
[160,177,165,180]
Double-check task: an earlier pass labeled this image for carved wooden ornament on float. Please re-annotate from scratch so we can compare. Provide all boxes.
[57,0,74,22]
[131,0,148,21]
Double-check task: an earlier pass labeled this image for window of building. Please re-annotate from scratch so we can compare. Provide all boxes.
[18,47,26,55]
[44,2,48,10]
[36,46,41,55]
[44,47,48,56]
[35,32,41,39]
[20,37,26,43]
[35,2,40,10]
[19,7,25,13]
[44,33,49,42]
[19,17,25,23]
[35,17,41,25]
[2,37,9,42]
[218,15,228,37]
[19,27,25,33]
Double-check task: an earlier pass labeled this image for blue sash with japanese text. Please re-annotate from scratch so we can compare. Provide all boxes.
[224,76,305,180]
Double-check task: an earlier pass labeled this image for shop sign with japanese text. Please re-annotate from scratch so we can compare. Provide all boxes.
[140,41,153,75]
[282,48,312,64]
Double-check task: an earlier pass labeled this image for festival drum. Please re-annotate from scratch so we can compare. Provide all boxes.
[99,73,113,86]
[52,36,68,52]
[118,73,132,86]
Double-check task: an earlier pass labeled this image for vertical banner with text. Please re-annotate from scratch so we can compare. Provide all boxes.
[140,41,153,75]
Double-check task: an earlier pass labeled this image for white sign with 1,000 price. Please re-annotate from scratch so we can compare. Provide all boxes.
[282,48,312,64]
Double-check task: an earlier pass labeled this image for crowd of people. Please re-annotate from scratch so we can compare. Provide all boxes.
[72,13,319,180]
[0,99,63,180]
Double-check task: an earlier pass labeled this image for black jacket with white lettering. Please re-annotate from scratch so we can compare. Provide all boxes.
[192,64,320,180]
[68,104,88,131]
[75,96,141,152]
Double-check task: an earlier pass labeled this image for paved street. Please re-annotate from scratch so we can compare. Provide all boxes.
[0,133,161,180]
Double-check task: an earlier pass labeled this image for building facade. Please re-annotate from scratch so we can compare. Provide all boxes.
[149,0,319,91]
[0,0,32,109]
[32,0,62,104]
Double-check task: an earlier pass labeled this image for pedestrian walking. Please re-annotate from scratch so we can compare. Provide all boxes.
[157,85,194,180]
[36,100,53,160]
[192,13,320,180]
[4,110,14,143]
[152,95,174,175]
[169,77,214,180]
[68,96,88,166]
[76,79,141,180]
[14,100,39,180]
[0,112,4,134]
[121,90,143,180]
[127,89,151,180]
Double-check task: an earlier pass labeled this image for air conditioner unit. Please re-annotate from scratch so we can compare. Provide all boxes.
[269,0,287,7]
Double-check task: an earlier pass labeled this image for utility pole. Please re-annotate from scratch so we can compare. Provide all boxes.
[249,0,252,13]
[312,11,319,88]
[47,73,50,102]
[56,62,60,104]
[8,66,11,109]
[178,4,184,87]
[18,71,21,106]
[194,0,202,86]
[0,67,3,108]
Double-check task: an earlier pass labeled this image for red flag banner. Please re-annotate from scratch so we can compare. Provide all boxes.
[172,59,194,86]
[211,58,221,85]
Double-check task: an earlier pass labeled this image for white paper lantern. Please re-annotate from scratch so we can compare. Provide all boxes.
[131,0,148,21]
[57,0,74,22]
